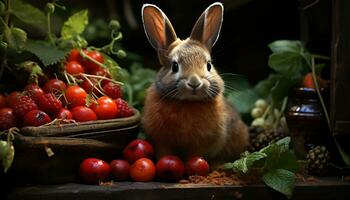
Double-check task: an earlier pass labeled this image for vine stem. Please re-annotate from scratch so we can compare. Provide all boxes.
[311,56,350,166]
[47,12,55,46]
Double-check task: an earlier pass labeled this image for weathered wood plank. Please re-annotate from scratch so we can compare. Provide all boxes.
[8,178,350,200]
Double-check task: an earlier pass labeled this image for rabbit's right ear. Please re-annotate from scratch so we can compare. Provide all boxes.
[142,4,177,51]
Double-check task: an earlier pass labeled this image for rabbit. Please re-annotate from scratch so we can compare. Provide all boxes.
[141,2,249,162]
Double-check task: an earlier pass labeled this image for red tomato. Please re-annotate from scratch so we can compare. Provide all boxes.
[82,50,104,72]
[65,61,85,75]
[90,67,111,86]
[24,84,45,103]
[110,159,130,181]
[67,48,83,62]
[0,108,17,130]
[156,155,185,181]
[55,108,73,120]
[0,94,7,109]
[6,91,21,108]
[129,158,156,182]
[43,79,67,94]
[65,86,88,108]
[185,157,210,176]
[90,96,117,120]
[79,158,111,184]
[23,110,51,127]
[302,73,315,89]
[123,139,154,164]
[71,106,97,122]
[80,78,101,95]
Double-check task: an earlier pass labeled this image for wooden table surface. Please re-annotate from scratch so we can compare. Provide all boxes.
[7,177,350,200]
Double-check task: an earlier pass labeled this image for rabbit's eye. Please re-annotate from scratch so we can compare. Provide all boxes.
[172,61,179,73]
[207,62,212,71]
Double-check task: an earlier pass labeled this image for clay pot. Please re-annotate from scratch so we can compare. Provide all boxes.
[285,87,330,159]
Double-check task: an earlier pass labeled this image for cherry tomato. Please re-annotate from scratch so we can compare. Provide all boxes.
[82,50,104,72]
[23,110,51,127]
[90,96,117,120]
[156,155,185,181]
[130,158,156,182]
[110,159,130,181]
[80,78,101,95]
[185,157,210,176]
[65,86,88,108]
[302,73,315,89]
[79,158,111,184]
[65,61,85,75]
[67,48,83,62]
[6,91,21,108]
[90,67,111,86]
[55,108,73,120]
[71,106,97,122]
[0,108,17,130]
[24,83,45,103]
[43,79,67,94]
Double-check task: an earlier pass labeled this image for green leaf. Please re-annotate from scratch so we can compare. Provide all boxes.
[227,151,267,173]
[254,74,282,98]
[2,143,14,173]
[25,40,69,66]
[16,61,44,83]
[3,27,27,51]
[275,136,291,150]
[11,0,46,27]
[226,89,259,114]
[268,52,304,74]
[268,40,302,54]
[61,10,89,39]
[262,169,295,199]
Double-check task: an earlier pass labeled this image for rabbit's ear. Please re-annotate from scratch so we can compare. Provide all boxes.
[190,2,223,51]
[142,4,177,50]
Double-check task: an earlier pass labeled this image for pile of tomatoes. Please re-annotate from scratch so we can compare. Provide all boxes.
[79,139,210,184]
[0,48,133,131]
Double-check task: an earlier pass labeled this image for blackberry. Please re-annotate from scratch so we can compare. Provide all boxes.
[306,145,330,175]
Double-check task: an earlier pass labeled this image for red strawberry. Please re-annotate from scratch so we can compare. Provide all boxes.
[38,93,63,114]
[6,91,21,108]
[23,110,51,127]
[0,108,17,130]
[115,98,134,117]
[24,83,45,103]
[12,95,38,119]
[103,82,122,99]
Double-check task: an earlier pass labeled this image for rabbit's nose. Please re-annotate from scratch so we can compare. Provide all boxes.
[187,76,202,89]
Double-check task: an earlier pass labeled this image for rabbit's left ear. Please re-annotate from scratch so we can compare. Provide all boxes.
[190,2,223,51]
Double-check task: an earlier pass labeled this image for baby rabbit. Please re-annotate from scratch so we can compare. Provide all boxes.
[141,2,249,162]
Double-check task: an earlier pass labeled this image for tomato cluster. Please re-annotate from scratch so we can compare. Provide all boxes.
[0,49,133,131]
[79,139,210,184]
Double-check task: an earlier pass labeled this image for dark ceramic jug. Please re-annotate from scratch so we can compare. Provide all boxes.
[285,87,330,159]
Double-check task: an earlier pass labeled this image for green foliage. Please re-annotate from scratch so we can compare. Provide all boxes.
[226,89,259,114]
[224,137,299,198]
[3,26,27,51]
[262,169,295,199]
[25,40,69,66]
[61,10,89,40]
[10,0,47,27]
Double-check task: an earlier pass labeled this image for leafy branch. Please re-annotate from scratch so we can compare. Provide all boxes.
[224,137,298,198]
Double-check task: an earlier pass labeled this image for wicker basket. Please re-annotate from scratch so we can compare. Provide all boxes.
[9,109,141,184]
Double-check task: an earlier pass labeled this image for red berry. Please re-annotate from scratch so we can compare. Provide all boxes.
[91,67,111,86]
[0,94,7,109]
[24,84,45,103]
[65,86,88,108]
[38,93,62,114]
[23,110,51,127]
[129,158,156,182]
[80,78,101,95]
[103,82,122,99]
[67,48,82,62]
[185,157,210,176]
[6,91,21,108]
[123,139,154,164]
[55,108,73,120]
[302,73,315,89]
[65,61,85,75]
[156,155,185,181]
[43,79,67,94]
[71,106,97,122]
[115,98,134,118]
[79,158,111,184]
[12,95,38,119]
[90,96,118,120]
[0,108,17,130]
[110,160,130,181]
[82,50,104,72]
